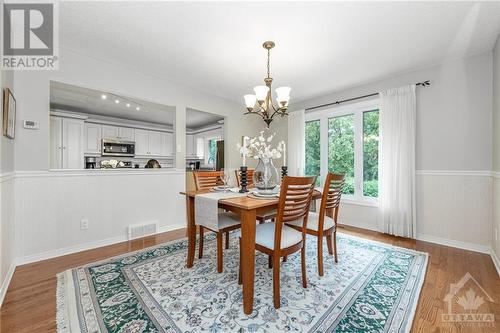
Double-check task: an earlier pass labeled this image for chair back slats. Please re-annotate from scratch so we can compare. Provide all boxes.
[193,171,223,190]
[234,169,254,187]
[318,173,345,232]
[274,176,316,250]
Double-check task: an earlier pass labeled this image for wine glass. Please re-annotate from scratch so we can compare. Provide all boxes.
[221,168,230,190]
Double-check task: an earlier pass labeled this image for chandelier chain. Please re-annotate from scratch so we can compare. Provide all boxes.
[267,48,270,79]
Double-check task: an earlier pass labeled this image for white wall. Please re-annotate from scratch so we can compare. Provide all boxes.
[493,34,500,263]
[1,66,16,304]
[294,52,494,251]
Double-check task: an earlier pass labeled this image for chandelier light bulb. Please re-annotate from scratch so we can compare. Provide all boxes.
[243,94,257,111]
[253,85,269,104]
[136,106,140,111]
[275,86,291,105]
[115,99,120,104]
[126,103,130,107]
[101,94,107,100]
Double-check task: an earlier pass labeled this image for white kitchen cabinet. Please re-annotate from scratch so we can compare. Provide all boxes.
[102,125,119,140]
[84,123,102,154]
[186,134,195,157]
[118,127,135,141]
[134,129,150,155]
[102,125,135,141]
[50,116,84,169]
[161,132,173,157]
[134,129,173,157]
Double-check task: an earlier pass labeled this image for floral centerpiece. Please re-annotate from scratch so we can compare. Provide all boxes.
[237,131,285,190]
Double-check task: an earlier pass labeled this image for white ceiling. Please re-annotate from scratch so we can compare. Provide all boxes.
[50,81,176,125]
[59,1,500,105]
[186,108,224,130]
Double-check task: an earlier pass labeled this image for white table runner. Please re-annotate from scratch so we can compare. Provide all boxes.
[195,190,246,231]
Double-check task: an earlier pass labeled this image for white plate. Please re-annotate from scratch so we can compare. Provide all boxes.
[253,191,279,198]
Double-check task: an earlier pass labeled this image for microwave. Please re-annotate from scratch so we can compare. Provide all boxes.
[102,139,135,157]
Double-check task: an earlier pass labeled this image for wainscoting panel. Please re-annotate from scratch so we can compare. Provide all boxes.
[416,172,492,249]
[0,173,16,306]
[13,171,186,260]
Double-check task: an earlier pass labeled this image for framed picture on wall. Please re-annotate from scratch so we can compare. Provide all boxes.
[2,88,16,139]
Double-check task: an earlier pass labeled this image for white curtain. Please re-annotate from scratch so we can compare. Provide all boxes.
[379,85,416,238]
[287,109,305,176]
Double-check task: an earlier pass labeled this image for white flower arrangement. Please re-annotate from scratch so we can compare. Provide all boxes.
[237,131,285,163]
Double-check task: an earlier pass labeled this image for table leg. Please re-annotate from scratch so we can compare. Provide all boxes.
[186,196,196,268]
[240,209,256,315]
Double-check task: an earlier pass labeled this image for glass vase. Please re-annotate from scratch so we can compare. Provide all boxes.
[253,158,279,190]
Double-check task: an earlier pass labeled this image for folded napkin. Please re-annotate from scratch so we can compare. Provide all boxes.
[195,191,246,231]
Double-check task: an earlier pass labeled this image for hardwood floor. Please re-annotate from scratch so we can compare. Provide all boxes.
[1,225,499,332]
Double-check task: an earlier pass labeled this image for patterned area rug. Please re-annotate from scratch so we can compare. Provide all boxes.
[57,233,428,333]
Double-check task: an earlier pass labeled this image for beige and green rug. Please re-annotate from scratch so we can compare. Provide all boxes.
[57,233,427,333]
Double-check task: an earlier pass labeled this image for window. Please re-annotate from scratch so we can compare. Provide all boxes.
[328,114,355,195]
[305,120,320,185]
[305,100,379,202]
[363,111,379,197]
[206,138,218,165]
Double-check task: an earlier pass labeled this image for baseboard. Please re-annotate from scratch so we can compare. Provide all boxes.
[339,219,380,232]
[490,249,500,277]
[416,233,490,254]
[16,223,186,266]
[0,262,16,308]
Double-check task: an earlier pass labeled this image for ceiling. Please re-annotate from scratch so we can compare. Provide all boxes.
[50,81,176,125]
[59,2,500,105]
[186,108,224,130]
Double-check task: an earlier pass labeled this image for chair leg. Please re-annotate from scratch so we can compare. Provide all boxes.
[238,239,242,285]
[268,255,273,269]
[326,234,334,255]
[273,255,281,309]
[198,226,204,259]
[217,232,223,273]
[333,231,338,263]
[301,245,307,289]
[225,231,230,249]
[318,235,324,276]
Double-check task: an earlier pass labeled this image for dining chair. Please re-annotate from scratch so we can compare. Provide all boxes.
[238,175,316,309]
[234,169,277,224]
[193,171,241,273]
[286,173,345,276]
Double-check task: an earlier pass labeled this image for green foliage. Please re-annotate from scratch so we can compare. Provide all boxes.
[304,110,379,197]
[363,111,379,197]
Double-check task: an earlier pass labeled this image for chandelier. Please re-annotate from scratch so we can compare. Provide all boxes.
[243,41,291,127]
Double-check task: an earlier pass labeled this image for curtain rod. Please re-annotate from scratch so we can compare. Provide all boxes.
[305,80,431,111]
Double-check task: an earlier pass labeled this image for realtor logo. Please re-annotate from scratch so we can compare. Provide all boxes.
[2,1,58,70]
[442,272,495,327]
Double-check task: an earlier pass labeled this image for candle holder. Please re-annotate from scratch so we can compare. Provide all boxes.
[281,166,288,180]
[239,166,249,193]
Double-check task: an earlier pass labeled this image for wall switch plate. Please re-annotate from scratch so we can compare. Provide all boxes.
[23,120,39,129]
[80,219,89,230]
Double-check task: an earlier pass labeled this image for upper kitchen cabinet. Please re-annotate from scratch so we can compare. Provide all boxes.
[102,125,135,141]
[186,134,195,158]
[50,116,84,169]
[84,123,102,154]
[135,129,173,157]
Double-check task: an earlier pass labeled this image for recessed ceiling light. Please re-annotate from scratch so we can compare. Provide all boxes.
[126,103,130,107]
[115,99,120,104]
[101,94,107,100]
[136,106,140,111]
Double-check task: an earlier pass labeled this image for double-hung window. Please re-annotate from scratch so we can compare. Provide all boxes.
[304,99,379,204]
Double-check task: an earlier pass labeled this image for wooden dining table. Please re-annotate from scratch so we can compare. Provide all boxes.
[180,188,322,315]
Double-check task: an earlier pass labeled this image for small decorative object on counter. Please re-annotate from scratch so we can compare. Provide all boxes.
[239,166,249,193]
[281,165,288,180]
[145,159,161,168]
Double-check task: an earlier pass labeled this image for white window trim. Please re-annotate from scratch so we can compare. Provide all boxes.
[305,98,380,206]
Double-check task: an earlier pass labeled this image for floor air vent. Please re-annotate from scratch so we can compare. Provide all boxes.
[128,221,159,240]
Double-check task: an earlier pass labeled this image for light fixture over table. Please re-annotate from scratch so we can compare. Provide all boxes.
[243,41,291,127]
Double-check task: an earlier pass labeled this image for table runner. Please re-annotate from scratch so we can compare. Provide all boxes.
[195,190,246,230]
